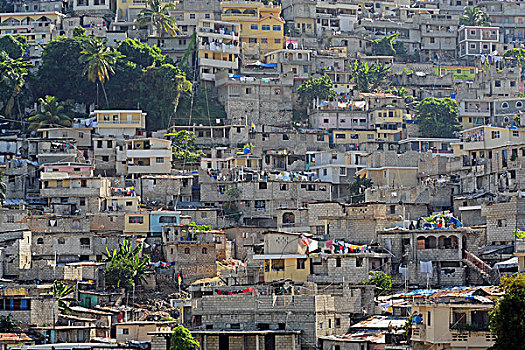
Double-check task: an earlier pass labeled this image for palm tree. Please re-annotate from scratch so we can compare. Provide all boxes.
[460,6,490,26]
[79,38,119,107]
[52,280,77,313]
[0,59,30,120]
[28,95,72,131]
[136,0,178,37]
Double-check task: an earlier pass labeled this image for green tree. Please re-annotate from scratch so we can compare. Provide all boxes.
[362,271,392,296]
[416,97,460,138]
[0,315,19,332]
[28,95,73,131]
[503,48,525,66]
[138,63,191,130]
[37,35,96,105]
[297,75,336,105]
[137,0,178,37]
[165,130,204,164]
[350,61,391,93]
[104,240,151,290]
[169,325,200,350]
[174,87,226,126]
[460,6,490,26]
[490,274,525,350]
[73,26,86,37]
[52,280,77,312]
[348,175,373,203]
[117,38,170,68]
[79,37,120,107]
[0,59,30,120]
[371,33,398,56]
[0,35,27,59]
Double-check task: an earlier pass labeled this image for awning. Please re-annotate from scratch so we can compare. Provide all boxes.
[494,257,518,270]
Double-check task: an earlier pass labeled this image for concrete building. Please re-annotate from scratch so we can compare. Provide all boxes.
[220,0,285,57]
[123,138,172,177]
[92,110,146,138]
[458,26,499,58]
[215,70,294,126]
[408,287,497,350]
[197,19,240,81]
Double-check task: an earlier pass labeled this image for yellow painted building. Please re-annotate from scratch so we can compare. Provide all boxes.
[220,1,284,55]
[92,110,146,137]
[371,108,406,142]
[255,231,312,282]
[0,12,64,45]
[259,255,310,282]
[332,129,376,145]
[124,212,150,234]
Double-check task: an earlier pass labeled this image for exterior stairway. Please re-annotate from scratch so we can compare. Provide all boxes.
[463,250,500,285]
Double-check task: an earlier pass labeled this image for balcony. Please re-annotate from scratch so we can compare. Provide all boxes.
[198,43,240,54]
[98,120,142,125]
[199,57,238,69]
[127,149,171,158]
[41,187,101,198]
[197,27,239,40]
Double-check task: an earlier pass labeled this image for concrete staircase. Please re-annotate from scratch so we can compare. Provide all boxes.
[463,250,500,285]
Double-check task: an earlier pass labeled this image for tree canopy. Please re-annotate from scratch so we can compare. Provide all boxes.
[361,271,392,296]
[169,325,200,350]
[137,0,179,37]
[36,34,192,130]
[350,61,391,93]
[165,130,204,164]
[490,274,525,350]
[460,6,490,26]
[104,240,151,290]
[296,75,336,105]
[416,97,460,138]
[371,34,398,56]
[0,35,27,59]
[28,95,73,131]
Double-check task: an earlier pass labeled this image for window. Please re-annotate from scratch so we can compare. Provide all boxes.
[184,248,190,254]
[367,134,374,139]
[275,39,281,44]
[205,13,210,19]
[79,197,86,206]
[261,25,270,31]
[427,311,432,326]
[340,168,346,176]
[58,237,65,244]
[128,216,144,224]
[246,87,252,94]
[250,24,258,30]
[317,135,325,141]
[336,257,341,267]
[122,328,129,335]
[335,318,341,327]
[249,38,257,43]
[517,101,523,108]
[189,13,195,19]
[261,38,268,43]
[513,131,519,137]
[80,238,90,247]
[296,258,306,269]
[356,257,363,267]
[492,131,500,139]
[273,25,281,31]
[37,238,44,244]
[259,182,267,189]
[335,133,346,139]
[156,157,164,163]
[430,37,435,43]
[502,102,509,109]
[255,200,265,209]
[497,219,506,227]
[495,81,502,87]
[202,247,208,254]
